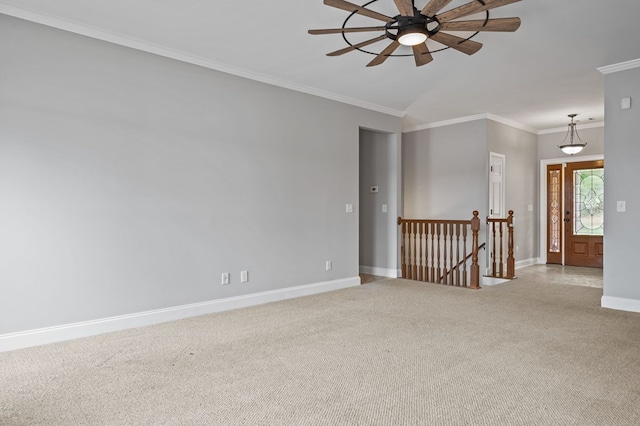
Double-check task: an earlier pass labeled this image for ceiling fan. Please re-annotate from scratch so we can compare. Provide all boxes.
[309,0,522,67]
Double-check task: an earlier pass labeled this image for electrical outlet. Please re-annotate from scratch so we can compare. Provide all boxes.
[221,272,230,285]
[240,270,248,283]
[326,260,332,271]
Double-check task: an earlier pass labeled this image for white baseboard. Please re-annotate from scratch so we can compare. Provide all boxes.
[482,276,511,286]
[516,258,540,269]
[601,296,640,313]
[481,258,541,285]
[359,265,398,278]
[0,277,360,353]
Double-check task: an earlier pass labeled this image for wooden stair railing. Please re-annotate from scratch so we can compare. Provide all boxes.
[440,243,486,282]
[398,211,481,289]
[486,210,515,279]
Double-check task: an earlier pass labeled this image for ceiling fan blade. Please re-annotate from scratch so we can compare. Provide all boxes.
[412,43,434,66]
[367,41,401,67]
[421,0,454,16]
[309,26,387,35]
[439,17,521,32]
[394,0,415,16]
[437,0,521,23]
[430,32,483,55]
[327,34,388,56]
[323,0,394,23]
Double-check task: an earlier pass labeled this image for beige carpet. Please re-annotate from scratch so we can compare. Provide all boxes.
[1,267,639,425]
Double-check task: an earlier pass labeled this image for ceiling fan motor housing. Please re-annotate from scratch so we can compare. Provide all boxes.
[387,10,441,42]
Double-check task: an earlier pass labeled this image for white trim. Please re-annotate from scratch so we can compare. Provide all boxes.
[538,121,604,135]
[538,155,604,265]
[601,296,640,313]
[359,265,398,278]
[481,259,540,286]
[488,151,506,218]
[0,277,360,352]
[515,257,540,269]
[598,58,640,75]
[0,5,404,118]
[403,113,537,134]
[485,114,538,134]
[481,276,510,286]
[404,113,488,132]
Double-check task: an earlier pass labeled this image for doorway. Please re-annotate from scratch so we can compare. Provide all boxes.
[489,152,506,218]
[358,128,400,278]
[545,159,604,267]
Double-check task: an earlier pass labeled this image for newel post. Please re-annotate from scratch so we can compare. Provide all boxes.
[398,217,406,279]
[470,211,481,289]
[507,210,515,279]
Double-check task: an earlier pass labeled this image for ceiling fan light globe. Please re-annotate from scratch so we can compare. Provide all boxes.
[398,31,427,46]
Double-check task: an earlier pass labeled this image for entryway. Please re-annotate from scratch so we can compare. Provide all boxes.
[516,264,603,288]
[544,158,604,267]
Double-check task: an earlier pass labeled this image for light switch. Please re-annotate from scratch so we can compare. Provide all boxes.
[617,201,626,212]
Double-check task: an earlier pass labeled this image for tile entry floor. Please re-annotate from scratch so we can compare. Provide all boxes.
[512,264,603,288]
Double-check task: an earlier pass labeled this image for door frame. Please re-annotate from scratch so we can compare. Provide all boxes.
[539,154,603,264]
[358,127,402,278]
[489,152,506,218]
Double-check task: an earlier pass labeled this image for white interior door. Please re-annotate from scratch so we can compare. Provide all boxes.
[489,152,506,218]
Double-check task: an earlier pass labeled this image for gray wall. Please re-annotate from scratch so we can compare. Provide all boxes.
[402,119,539,267]
[603,66,640,301]
[402,120,488,220]
[537,126,605,161]
[359,129,399,273]
[487,121,538,262]
[0,15,401,334]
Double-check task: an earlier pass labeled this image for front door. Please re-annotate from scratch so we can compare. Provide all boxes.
[563,160,604,267]
[546,164,563,264]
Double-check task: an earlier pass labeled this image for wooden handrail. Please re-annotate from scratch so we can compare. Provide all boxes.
[439,242,486,282]
[398,211,481,289]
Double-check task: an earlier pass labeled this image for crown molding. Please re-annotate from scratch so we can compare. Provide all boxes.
[598,58,640,75]
[538,121,604,135]
[403,113,488,133]
[485,113,538,134]
[0,5,405,118]
[403,113,537,134]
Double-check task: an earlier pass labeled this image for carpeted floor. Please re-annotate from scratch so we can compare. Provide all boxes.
[1,266,638,425]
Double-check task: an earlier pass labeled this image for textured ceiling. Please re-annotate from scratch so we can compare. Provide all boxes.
[2,0,640,132]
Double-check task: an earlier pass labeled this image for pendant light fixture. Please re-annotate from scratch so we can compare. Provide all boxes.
[558,114,587,155]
